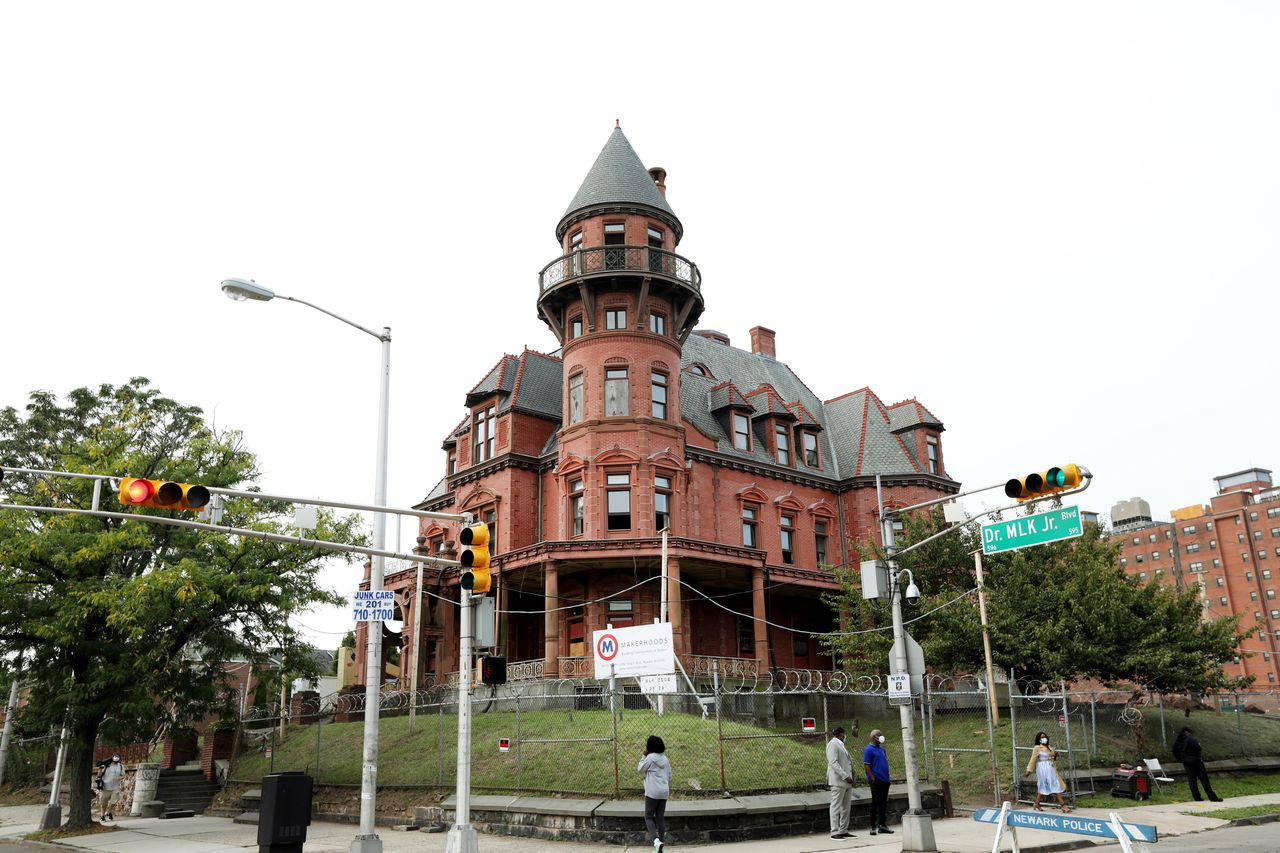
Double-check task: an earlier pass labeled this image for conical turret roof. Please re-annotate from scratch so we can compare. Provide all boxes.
[558,127,681,239]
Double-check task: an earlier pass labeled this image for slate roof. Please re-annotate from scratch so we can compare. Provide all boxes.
[559,127,679,236]
[431,329,946,500]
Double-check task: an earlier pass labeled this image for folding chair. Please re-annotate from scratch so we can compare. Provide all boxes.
[1144,758,1175,792]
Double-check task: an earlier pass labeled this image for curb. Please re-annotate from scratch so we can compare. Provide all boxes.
[1226,812,1280,827]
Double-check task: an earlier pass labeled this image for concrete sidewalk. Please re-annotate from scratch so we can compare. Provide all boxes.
[1,793,1278,852]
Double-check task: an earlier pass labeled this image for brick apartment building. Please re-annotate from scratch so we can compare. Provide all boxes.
[1110,467,1280,688]
[355,127,959,686]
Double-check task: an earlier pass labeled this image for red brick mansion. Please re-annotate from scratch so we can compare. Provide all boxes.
[355,127,960,686]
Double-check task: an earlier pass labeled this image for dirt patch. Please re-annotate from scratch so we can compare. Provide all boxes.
[25,822,121,841]
[0,786,45,806]
[312,786,436,820]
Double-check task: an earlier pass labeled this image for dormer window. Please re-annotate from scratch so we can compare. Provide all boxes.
[802,432,819,468]
[473,405,495,462]
[775,425,790,466]
[733,413,751,450]
[926,435,940,474]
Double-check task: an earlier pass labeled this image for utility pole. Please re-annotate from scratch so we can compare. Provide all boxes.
[658,528,668,716]
[38,722,69,830]
[973,549,1000,725]
[444,592,478,853]
[878,475,937,853]
[408,549,425,735]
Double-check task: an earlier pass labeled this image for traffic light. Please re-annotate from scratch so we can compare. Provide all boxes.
[1004,464,1086,502]
[459,522,491,594]
[480,655,507,686]
[117,477,211,511]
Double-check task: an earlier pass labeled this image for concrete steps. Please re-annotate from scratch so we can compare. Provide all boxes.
[154,768,219,815]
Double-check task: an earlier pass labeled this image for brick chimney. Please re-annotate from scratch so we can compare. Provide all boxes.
[749,326,776,358]
[648,166,667,197]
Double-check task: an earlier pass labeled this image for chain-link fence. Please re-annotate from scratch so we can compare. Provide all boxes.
[225,673,1280,808]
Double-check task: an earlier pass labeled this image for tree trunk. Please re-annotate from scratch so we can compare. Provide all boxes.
[63,718,101,829]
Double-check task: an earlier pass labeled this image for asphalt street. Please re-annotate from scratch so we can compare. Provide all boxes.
[1128,822,1280,852]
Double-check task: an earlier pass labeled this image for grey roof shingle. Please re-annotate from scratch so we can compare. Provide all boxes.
[561,128,678,229]
[887,399,943,432]
[509,351,563,418]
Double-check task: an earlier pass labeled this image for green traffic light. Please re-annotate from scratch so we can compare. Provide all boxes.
[1046,467,1066,488]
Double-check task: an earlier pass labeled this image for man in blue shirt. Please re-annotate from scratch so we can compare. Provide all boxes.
[862,729,892,835]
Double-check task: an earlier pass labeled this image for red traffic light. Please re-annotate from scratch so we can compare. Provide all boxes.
[118,477,211,511]
[123,478,155,504]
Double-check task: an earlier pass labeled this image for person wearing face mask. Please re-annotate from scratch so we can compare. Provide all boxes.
[862,730,892,835]
[98,754,124,821]
[826,726,856,839]
[1023,731,1069,812]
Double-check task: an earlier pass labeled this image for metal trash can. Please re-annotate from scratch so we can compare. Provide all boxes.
[258,771,313,853]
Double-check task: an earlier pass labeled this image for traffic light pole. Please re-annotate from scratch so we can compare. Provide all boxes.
[445,592,479,853]
[878,475,936,853]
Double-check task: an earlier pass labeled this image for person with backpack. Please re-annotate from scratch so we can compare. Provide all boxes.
[637,735,672,852]
[97,754,124,821]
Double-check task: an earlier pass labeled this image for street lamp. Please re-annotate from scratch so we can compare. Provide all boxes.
[221,277,391,853]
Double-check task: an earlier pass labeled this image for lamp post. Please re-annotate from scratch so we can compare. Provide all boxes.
[221,278,391,853]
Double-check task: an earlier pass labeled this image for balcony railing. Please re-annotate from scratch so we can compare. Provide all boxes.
[556,656,593,679]
[539,245,700,293]
[687,654,760,680]
[507,658,546,682]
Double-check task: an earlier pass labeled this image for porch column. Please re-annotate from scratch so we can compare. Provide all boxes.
[667,558,686,657]
[544,562,560,677]
[751,566,769,670]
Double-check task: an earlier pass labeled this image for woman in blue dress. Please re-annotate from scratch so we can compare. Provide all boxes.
[1023,730,1070,812]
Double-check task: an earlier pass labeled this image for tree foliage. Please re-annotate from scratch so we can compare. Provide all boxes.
[823,504,1246,694]
[0,379,358,825]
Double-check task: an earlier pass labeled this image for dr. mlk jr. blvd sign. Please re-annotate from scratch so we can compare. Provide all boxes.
[592,622,674,679]
[982,505,1084,555]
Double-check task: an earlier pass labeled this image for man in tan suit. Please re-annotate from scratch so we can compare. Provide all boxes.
[826,726,856,839]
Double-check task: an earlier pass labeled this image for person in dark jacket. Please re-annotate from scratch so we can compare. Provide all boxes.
[1173,726,1222,802]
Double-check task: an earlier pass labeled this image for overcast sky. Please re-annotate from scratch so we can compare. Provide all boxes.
[2,2,1276,650]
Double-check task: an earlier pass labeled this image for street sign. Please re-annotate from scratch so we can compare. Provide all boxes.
[639,673,677,695]
[592,622,674,679]
[498,738,510,753]
[981,505,1084,555]
[889,631,925,695]
[350,589,394,622]
[888,673,911,699]
[801,717,816,733]
[973,807,1157,843]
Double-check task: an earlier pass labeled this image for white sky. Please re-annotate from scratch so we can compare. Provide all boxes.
[2,2,1277,650]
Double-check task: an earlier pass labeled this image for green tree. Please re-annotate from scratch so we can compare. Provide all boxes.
[0,379,358,827]
[824,506,1246,693]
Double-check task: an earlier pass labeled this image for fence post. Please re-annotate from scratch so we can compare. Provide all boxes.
[984,676,1001,804]
[610,673,620,800]
[919,689,930,785]
[714,660,726,791]
[1235,692,1245,757]
[821,692,828,740]
[515,694,523,793]
[1060,680,1075,799]
[437,702,445,788]
[315,706,322,783]
[1008,669,1020,802]
[1157,692,1167,748]
[1090,693,1097,756]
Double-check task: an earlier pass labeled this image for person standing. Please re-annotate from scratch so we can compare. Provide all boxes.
[1173,726,1222,802]
[637,735,672,852]
[98,754,124,821]
[862,729,893,835]
[1023,731,1070,812]
[826,726,856,839]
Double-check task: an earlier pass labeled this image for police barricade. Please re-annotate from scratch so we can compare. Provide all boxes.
[975,801,1157,853]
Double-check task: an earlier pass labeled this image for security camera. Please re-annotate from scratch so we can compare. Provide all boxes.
[904,583,921,606]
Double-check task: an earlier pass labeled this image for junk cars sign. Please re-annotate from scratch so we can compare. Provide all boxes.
[592,623,674,679]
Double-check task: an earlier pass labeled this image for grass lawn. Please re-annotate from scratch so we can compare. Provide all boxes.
[230,701,1280,806]
[1193,803,1280,820]
[1074,772,1280,809]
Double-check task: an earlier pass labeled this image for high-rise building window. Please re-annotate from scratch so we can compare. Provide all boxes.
[1186,543,1200,553]
[651,371,668,419]
[742,505,758,548]
[775,425,790,466]
[606,472,631,530]
[604,368,629,416]
[649,313,666,335]
[780,514,795,564]
[605,308,627,330]
[568,373,584,424]
[473,405,495,462]
[926,435,940,474]
[815,520,829,565]
[570,479,584,536]
[803,432,819,468]
[733,413,751,450]
[655,474,672,531]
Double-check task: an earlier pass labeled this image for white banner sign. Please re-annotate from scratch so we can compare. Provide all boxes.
[350,589,394,622]
[887,673,911,698]
[639,673,677,695]
[592,622,674,679]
